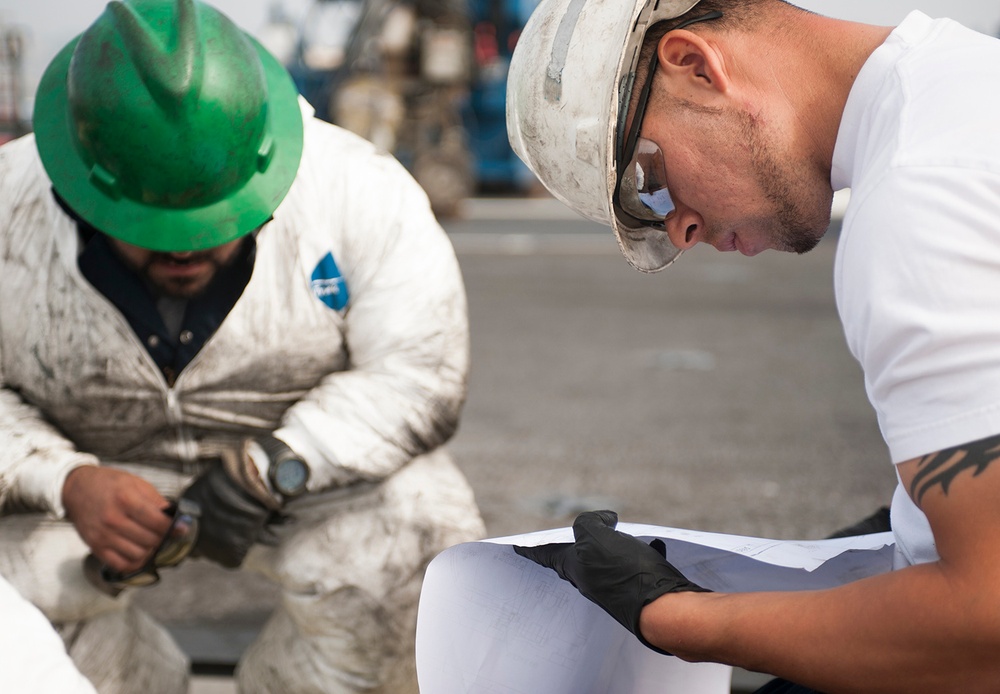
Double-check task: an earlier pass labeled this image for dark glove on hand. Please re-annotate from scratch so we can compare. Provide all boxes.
[514,510,709,654]
[180,464,279,569]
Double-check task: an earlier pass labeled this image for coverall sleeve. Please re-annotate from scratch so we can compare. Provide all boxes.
[0,384,100,517]
[273,132,471,491]
[0,138,100,517]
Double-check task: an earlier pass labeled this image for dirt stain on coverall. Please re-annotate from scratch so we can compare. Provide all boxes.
[31,345,55,381]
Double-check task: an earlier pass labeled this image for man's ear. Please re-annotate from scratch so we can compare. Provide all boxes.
[656,31,730,103]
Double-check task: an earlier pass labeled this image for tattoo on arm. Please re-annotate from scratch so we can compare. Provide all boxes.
[909,433,1000,505]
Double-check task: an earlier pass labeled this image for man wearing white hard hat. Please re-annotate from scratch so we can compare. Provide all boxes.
[508,0,1000,691]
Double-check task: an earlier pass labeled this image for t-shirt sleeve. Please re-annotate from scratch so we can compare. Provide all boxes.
[835,164,1000,463]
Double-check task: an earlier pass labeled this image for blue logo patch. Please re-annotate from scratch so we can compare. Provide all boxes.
[310,252,349,311]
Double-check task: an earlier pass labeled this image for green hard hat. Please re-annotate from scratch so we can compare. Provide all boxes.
[33,0,304,251]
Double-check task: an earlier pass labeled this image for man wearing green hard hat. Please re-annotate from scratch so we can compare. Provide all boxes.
[0,0,484,691]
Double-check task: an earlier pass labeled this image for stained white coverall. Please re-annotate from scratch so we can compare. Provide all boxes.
[0,573,98,693]
[0,102,485,693]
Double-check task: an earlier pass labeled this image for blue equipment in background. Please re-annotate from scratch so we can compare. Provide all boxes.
[463,0,537,192]
[274,0,539,213]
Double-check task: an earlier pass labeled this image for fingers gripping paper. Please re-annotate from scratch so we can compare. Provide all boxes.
[415,523,894,694]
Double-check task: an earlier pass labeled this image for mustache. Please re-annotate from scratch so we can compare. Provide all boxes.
[146,252,216,265]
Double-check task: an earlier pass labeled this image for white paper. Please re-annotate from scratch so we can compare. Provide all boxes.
[416,524,894,694]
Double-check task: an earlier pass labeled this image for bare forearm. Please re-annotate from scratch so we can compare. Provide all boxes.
[641,563,1000,693]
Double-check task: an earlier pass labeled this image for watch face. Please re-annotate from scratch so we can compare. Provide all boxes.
[273,459,309,496]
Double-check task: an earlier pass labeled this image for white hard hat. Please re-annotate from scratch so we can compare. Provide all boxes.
[507,0,703,272]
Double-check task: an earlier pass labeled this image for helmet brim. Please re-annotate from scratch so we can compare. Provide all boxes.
[33,35,304,252]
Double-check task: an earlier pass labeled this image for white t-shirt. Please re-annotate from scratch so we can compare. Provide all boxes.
[832,11,1000,567]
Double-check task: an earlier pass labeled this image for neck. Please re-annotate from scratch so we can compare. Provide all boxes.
[799,16,894,174]
[731,9,894,181]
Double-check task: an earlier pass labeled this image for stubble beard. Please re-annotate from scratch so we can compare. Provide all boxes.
[739,110,832,255]
[142,254,221,300]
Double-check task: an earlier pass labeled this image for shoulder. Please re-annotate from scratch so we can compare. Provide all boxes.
[846,17,1000,192]
[286,112,435,227]
[891,20,1000,170]
[298,114,421,188]
[271,110,440,252]
[0,134,51,194]
[840,20,1000,263]
[0,135,61,248]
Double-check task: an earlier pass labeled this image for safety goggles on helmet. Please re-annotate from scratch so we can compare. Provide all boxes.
[614,11,723,226]
[84,499,201,597]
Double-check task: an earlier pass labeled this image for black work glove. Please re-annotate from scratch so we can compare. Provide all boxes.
[180,463,282,569]
[514,510,709,654]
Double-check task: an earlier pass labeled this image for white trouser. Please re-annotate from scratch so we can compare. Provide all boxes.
[0,449,485,694]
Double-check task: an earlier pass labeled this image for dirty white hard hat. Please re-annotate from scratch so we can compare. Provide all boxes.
[507,0,703,272]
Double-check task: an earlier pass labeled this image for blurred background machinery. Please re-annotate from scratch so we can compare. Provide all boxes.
[0,22,27,146]
[261,0,539,217]
[465,0,538,194]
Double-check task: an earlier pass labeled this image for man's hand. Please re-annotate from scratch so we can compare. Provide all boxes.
[515,510,709,653]
[180,451,281,569]
[62,466,173,574]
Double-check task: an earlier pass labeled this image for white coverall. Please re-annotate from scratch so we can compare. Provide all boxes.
[0,102,485,693]
[0,573,97,694]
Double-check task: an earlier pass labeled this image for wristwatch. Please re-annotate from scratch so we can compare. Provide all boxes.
[256,435,310,499]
